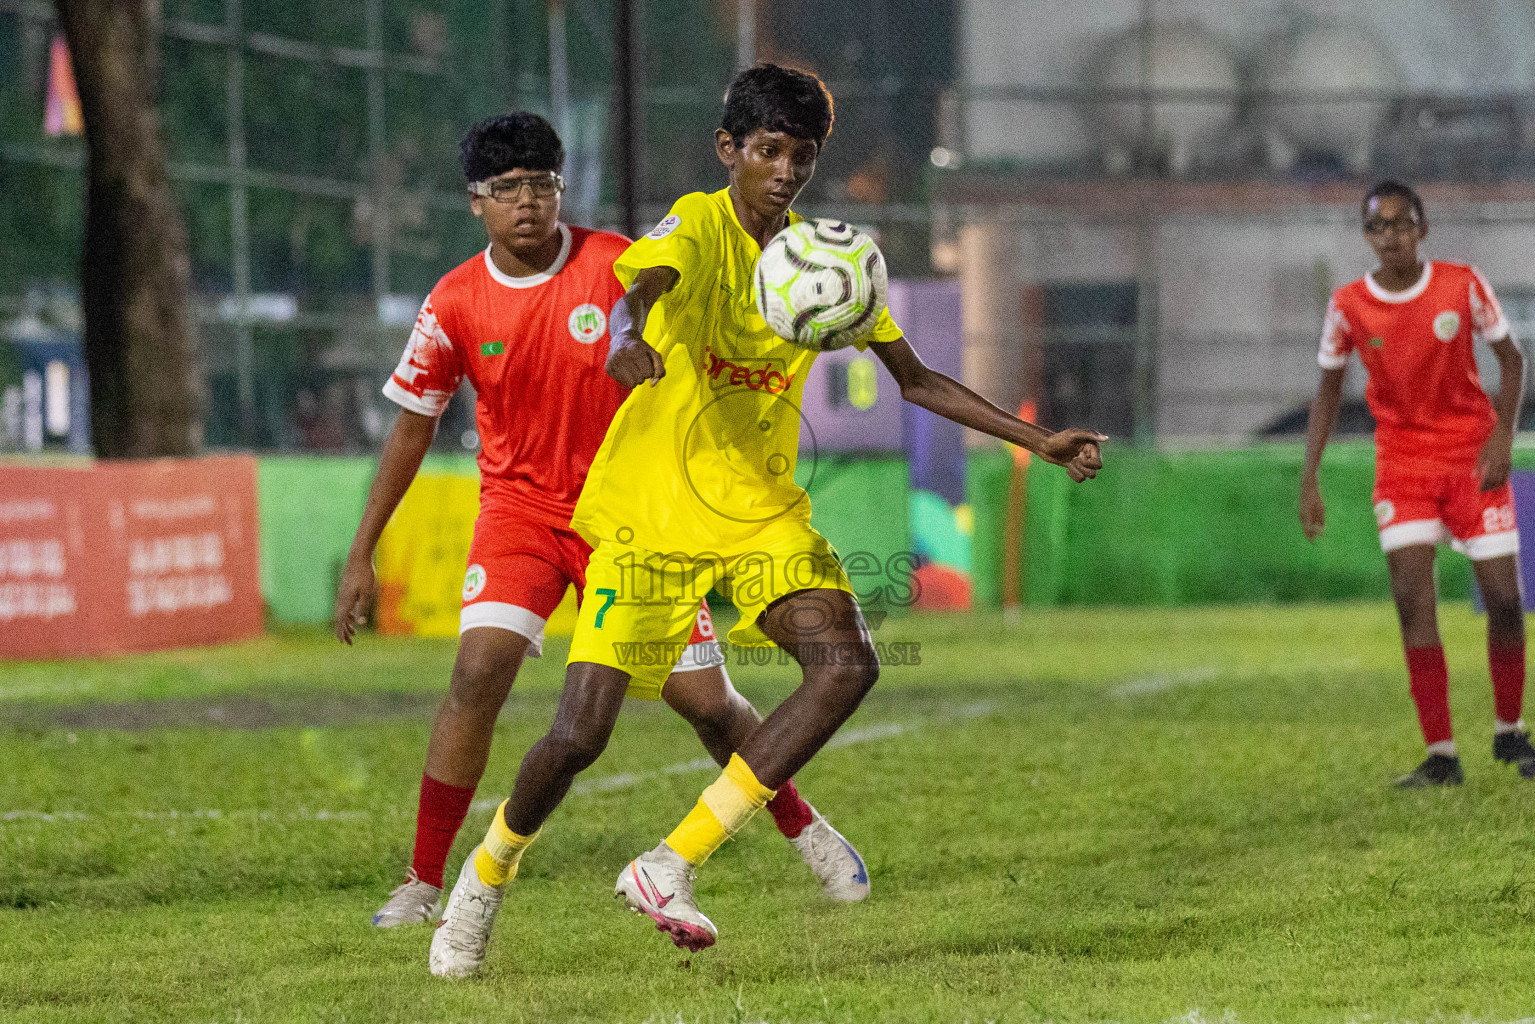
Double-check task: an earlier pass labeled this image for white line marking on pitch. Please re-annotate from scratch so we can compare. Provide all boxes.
[9,703,995,824]
[1111,668,1220,697]
[469,705,995,810]
[1109,659,1364,698]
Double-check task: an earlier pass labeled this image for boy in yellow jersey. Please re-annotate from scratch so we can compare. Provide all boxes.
[430,65,1105,975]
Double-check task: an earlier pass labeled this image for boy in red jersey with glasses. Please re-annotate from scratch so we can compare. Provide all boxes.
[1302,180,1534,787]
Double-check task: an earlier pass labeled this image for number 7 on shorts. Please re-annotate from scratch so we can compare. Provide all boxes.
[594,588,617,628]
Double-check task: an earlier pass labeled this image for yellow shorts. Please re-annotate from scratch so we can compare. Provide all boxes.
[567,524,856,699]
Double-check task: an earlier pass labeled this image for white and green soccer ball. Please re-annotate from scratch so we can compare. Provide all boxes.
[753,219,888,351]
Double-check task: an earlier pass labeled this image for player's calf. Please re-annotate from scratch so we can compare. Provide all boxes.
[739,654,879,791]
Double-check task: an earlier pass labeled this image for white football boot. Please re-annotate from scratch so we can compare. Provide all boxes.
[615,844,718,951]
[790,806,870,902]
[371,868,443,928]
[429,856,504,978]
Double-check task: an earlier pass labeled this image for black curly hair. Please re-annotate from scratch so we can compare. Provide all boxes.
[459,111,564,182]
[1362,180,1425,223]
[721,63,834,150]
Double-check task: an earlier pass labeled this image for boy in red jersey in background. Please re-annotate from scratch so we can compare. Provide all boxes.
[1302,180,1535,787]
[333,113,867,929]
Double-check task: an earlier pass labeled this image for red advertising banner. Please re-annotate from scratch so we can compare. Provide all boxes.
[0,464,94,658]
[0,457,263,659]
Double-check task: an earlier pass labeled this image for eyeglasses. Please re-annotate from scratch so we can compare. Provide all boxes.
[1363,217,1421,236]
[469,174,565,202]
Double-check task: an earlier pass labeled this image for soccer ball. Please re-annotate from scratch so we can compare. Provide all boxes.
[753,219,888,351]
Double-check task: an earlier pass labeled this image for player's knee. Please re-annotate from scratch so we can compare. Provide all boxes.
[542,724,609,776]
[670,682,739,731]
[448,651,512,715]
[823,650,879,699]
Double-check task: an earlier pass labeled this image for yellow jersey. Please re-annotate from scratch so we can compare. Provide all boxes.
[571,188,903,556]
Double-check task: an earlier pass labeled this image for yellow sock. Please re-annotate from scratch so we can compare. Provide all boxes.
[664,753,775,866]
[472,800,539,887]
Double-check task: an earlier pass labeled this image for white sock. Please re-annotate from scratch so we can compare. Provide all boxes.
[1427,739,1457,757]
[1495,718,1525,735]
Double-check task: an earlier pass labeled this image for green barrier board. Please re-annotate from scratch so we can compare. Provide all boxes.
[263,442,1523,619]
[259,453,910,623]
[257,454,477,623]
[968,442,1482,609]
[796,454,912,616]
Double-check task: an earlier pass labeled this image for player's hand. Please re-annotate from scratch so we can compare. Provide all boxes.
[607,333,666,389]
[1299,478,1325,541]
[333,555,376,645]
[1038,429,1107,482]
[1478,427,1514,492]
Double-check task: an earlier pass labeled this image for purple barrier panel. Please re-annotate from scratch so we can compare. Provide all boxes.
[798,282,915,454]
[894,280,966,505]
[1513,470,1535,610]
[796,280,966,475]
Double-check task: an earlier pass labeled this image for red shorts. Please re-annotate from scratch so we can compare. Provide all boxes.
[460,504,717,666]
[1372,462,1519,560]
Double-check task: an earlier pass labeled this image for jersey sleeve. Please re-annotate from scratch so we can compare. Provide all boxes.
[1469,267,1513,345]
[1317,294,1354,369]
[382,294,463,417]
[613,193,713,294]
[854,306,904,351]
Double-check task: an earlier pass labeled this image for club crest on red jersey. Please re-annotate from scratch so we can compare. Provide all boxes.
[463,564,487,601]
[1433,311,1461,341]
[568,304,606,344]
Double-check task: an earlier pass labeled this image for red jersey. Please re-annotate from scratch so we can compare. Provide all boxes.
[1319,261,1512,469]
[383,224,631,528]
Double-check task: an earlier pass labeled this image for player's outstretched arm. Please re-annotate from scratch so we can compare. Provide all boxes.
[1299,367,1346,541]
[607,266,680,388]
[333,409,437,644]
[869,337,1105,482]
[1478,337,1524,492]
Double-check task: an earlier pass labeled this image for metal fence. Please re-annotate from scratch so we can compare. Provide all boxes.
[0,0,952,454]
[9,0,1535,454]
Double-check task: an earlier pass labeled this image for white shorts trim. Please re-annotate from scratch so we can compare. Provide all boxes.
[1379,519,1448,553]
[1458,530,1521,561]
[671,640,725,674]
[460,602,547,656]
[1379,520,1522,561]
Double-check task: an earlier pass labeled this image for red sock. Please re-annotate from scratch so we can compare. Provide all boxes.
[1406,645,1453,746]
[411,774,476,889]
[764,778,814,839]
[1490,641,1526,725]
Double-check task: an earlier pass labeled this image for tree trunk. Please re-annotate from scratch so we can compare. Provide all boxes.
[54,0,202,458]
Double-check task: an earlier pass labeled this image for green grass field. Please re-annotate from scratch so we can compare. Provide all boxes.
[5,603,1535,1023]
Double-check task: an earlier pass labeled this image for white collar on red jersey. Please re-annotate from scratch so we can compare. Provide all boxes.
[482,223,572,289]
[1365,262,1432,304]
